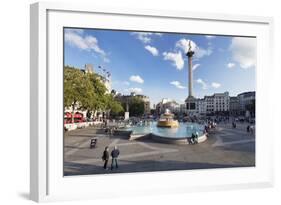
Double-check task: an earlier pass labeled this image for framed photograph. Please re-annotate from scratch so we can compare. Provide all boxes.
[30,2,274,202]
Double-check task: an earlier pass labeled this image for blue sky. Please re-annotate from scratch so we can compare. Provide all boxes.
[64,28,256,107]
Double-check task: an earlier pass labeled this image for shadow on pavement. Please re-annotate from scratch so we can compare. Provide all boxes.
[64,159,253,176]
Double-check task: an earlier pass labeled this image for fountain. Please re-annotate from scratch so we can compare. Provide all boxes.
[157,109,179,128]
[120,41,207,144]
[122,119,207,144]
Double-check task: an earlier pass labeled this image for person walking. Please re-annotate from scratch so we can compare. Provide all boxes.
[247,125,250,132]
[102,146,109,170]
[111,146,120,170]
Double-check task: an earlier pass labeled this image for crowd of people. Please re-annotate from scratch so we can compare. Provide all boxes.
[232,119,255,134]
[199,116,255,135]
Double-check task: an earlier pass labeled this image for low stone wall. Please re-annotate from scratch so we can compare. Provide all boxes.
[197,134,207,143]
[91,128,108,134]
[113,130,133,138]
[150,133,207,145]
[64,121,103,131]
[129,133,152,141]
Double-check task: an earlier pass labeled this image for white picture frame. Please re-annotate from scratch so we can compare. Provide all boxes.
[30,2,274,202]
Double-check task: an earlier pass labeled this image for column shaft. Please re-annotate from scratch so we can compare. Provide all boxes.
[188,56,193,97]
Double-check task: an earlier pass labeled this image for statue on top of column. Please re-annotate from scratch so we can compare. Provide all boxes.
[186,40,195,57]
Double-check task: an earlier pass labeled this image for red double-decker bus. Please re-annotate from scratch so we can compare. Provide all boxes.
[64,112,85,124]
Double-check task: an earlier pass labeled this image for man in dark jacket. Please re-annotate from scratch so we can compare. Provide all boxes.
[102,146,109,170]
[111,146,120,170]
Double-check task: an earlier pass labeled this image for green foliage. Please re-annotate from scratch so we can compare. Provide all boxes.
[128,97,145,117]
[86,71,107,111]
[106,94,124,117]
[64,66,124,119]
[150,109,156,115]
[64,66,86,108]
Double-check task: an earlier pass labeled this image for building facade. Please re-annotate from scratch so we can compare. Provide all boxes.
[161,91,255,117]
[237,91,255,117]
[156,98,180,115]
[229,96,240,116]
[213,92,230,113]
[196,98,207,115]
[179,92,230,116]
[204,95,214,114]
[180,104,187,114]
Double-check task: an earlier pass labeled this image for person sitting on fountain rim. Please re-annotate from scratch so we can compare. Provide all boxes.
[191,133,196,144]
[195,132,199,144]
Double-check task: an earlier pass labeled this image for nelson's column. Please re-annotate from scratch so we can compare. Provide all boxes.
[185,41,197,115]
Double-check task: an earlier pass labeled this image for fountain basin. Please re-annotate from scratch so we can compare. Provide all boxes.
[122,121,207,144]
[150,133,207,144]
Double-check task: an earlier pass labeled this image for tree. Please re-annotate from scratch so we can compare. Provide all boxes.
[105,94,124,118]
[86,72,107,113]
[150,109,156,116]
[128,97,145,117]
[64,66,93,122]
[64,66,125,121]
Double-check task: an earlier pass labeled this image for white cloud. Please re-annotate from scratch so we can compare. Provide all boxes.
[65,30,89,50]
[229,37,256,69]
[65,28,84,34]
[170,81,186,89]
[211,82,221,88]
[227,63,235,68]
[163,39,212,70]
[163,51,184,70]
[129,75,144,84]
[131,32,162,44]
[205,35,216,39]
[136,34,151,44]
[176,38,212,59]
[84,36,106,56]
[144,45,159,56]
[176,39,197,53]
[192,63,200,70]
[154,33,163,36]
[196,78,208,90]
[65,29,109,62]
[125,88,143,94]
[196,47,213,59]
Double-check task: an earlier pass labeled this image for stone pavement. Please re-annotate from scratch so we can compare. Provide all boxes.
[64,122,255,176]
